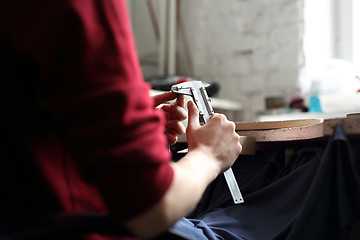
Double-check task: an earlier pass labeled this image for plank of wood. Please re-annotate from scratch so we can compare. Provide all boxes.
[177,114,360,155]
[235,119,323,131]
[236,114,360,142]
[176,136,257,155]
[236,121,324,142]
[323,117,360,136]
[239,136,256,155]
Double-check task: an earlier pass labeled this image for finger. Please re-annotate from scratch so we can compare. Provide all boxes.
[187,101,200,129]
[162,109,171,121]
[209,113,227,124]
[162,104,187,121]
[166,120,186,135]
[166,134,178,146]
[175,94,185,108]
[230,121,236,132]
[153,92,177,107]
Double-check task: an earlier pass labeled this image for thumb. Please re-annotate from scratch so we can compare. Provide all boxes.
[187,101,200,129]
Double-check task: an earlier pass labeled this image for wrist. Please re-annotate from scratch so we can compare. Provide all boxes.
[179,148,221,182]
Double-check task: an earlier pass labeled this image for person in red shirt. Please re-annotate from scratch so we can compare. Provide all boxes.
[0,0,241,239]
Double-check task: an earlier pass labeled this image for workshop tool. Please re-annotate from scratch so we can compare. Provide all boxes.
[171,80,244,204]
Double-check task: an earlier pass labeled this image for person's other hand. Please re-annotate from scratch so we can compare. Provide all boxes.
[153,92,187,146]
[186,101,242,173]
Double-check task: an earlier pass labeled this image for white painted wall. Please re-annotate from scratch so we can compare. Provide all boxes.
[177,0,305,120]
[129,0,305,121]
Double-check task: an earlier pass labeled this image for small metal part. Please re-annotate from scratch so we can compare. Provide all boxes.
[171,80,244,204]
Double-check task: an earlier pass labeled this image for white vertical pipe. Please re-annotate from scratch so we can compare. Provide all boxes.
[158,0,177,75]
[158,0,167,75]
[167,0,177,75]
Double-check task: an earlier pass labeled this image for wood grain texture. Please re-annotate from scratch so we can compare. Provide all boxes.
[236,122,324,142]
[236,115,360,142]
[323,117,360,136]
[175,114,360,155]
[235,119,323,131]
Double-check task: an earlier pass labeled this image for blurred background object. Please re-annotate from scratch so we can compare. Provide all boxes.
[127,0,360,122]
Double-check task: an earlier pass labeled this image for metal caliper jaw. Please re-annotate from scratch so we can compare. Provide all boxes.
[171,80,244,204]
[171,81,214,123]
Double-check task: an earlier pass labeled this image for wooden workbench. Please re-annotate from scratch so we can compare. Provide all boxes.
[175,114,360,155]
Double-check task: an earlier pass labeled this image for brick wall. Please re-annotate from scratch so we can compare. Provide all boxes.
[177,0,305,121]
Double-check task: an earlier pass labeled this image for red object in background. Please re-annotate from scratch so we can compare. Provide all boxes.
[290,97,308,112]
[177,78,192,84]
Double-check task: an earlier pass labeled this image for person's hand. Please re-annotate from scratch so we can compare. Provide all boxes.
[186,101,242,173]
[124,94,241,239]
[153,92,187,146]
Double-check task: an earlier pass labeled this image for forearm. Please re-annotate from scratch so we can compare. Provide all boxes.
[123,149,220,239]
[122,101,241,239]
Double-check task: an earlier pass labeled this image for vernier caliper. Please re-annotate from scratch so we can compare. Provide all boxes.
[171,80,244,204]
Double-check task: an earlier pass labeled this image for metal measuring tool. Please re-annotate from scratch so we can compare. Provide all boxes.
[171,80,244,204]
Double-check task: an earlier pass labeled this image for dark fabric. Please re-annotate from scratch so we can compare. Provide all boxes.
[173,124,360,240]
[187,143,286,219]
[284,124,360,240]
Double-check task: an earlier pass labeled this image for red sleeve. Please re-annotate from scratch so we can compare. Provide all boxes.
[0,0,174,220]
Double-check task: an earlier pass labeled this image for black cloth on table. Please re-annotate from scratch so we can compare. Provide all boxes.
[171,124,360,240]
